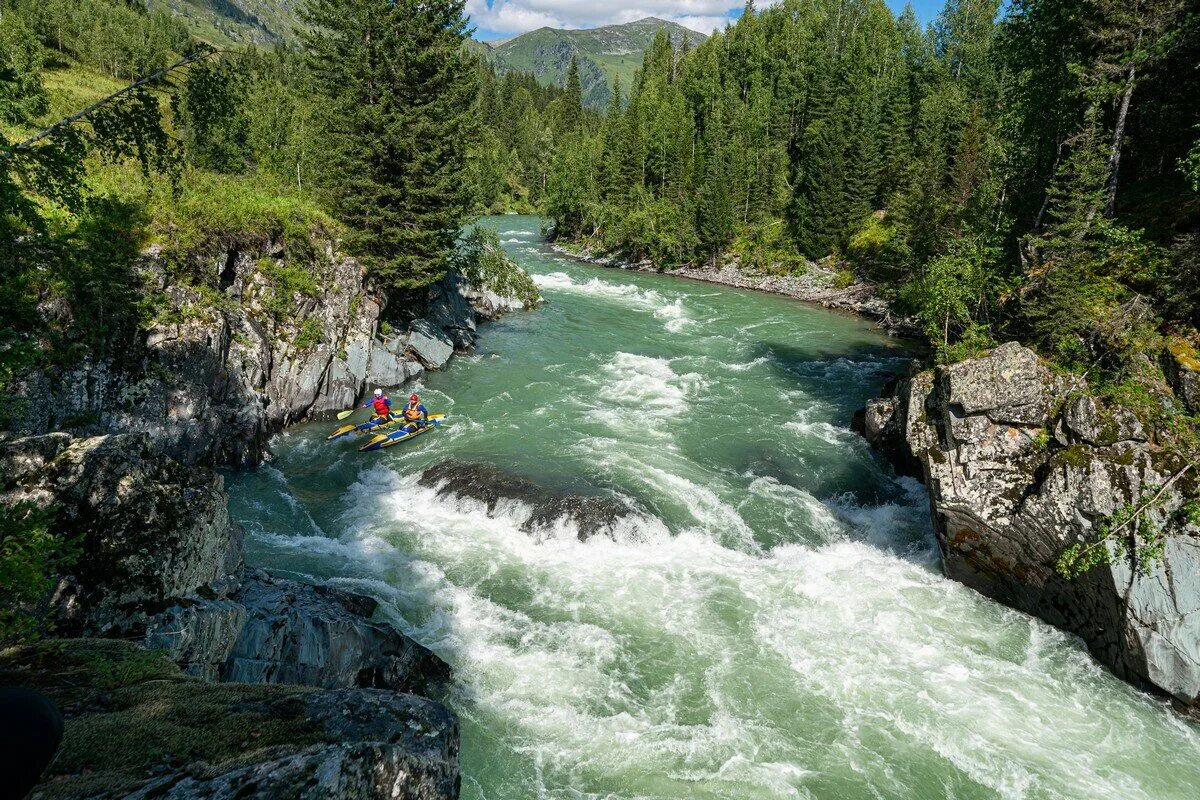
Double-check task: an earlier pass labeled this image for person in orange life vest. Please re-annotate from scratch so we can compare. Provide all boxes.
[363,388,394,422]
[401,393,429,430]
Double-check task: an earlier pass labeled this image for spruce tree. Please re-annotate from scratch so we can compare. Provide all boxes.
[301,0,477,294]
[560,57,584,133]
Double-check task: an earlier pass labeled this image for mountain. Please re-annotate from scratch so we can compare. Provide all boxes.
[145,4,705,108]
[482,18,708,108]
[147,0,304,46]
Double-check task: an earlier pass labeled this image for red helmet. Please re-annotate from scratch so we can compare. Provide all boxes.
[409,394,420,403]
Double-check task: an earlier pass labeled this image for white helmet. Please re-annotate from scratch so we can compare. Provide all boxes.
[374,388,384,397]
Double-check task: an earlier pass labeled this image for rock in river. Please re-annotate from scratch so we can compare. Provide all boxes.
[861,342,1200,709]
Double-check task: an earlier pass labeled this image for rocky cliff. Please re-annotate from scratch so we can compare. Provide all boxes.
[7,232,536,467]
[859,342,1200,709]
[1,432,457,797]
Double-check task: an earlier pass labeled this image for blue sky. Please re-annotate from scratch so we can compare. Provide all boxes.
[469,0,945,41]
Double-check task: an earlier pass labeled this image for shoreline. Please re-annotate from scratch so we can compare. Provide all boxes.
[548,241,920,339]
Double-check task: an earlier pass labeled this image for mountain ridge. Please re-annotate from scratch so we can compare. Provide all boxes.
[151,2,707,109]
[484,17,708,107]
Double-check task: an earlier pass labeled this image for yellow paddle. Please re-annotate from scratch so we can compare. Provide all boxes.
[336,408,360,421]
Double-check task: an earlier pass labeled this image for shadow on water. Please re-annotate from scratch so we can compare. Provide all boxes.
[751,338,917,416]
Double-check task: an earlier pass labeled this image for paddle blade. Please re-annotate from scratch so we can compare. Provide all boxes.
[337,409,356,420]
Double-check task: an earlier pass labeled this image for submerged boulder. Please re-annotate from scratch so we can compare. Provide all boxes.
[419,459,644,541]
[860,343,1200,709]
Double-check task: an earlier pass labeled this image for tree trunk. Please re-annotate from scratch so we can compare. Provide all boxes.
[1104,46,1139,217]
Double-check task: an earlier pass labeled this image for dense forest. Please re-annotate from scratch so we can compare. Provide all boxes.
[3,0,1199,433]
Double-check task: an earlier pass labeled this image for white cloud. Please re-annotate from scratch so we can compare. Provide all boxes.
[467,1,744,37]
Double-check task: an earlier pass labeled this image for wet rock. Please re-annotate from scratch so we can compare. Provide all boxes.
[146,570,452,691]
[217,571,449,694]
[858,342,1200,709]
[419,459,640,541]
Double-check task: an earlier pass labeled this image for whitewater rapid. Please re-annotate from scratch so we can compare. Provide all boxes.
[228,216,1200,800]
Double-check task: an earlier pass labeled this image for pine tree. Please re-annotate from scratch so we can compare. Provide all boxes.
[301,0,477,294]
[560,56,583,133]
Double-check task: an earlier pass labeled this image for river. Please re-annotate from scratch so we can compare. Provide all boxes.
[226,216,1200,800]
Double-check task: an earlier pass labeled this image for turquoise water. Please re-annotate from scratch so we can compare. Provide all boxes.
[227,216,1200,799]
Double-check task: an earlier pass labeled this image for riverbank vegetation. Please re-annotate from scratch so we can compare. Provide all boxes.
[3,0,1197,448]
[532,0,1200,452]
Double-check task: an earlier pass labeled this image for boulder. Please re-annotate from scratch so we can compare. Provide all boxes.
[859,343,1200,708]
[419,459,646,542]
[407,319,456,370]
[146,571,449,694]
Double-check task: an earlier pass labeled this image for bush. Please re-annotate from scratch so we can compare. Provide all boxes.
[451,227,540,307]
[847,213,909,282]
[0,501,78,647]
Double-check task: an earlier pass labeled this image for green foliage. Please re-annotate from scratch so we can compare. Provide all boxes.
[1056,493,1167,580]
[901,237,1000,353]
[173,59,250,173]
[729,221,805,275]
[10,0,191,79]
[1184,130,1200,193]
[451,227,540,308]
[258,257,319,324]
[293,317,323,351]
[301,0,478,294]
[848,214,908,282]
[0,501,78,647]
[0,13,49,124]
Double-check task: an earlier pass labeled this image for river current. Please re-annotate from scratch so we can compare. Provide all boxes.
[226,216,1200,799]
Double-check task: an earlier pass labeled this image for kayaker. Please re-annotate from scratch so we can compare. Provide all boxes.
[364,388,394,422]
[402,393,429,429]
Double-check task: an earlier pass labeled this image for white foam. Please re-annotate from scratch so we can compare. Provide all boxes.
[317,470,1200,800]
[532,271,691,331]
[586,353,705,431]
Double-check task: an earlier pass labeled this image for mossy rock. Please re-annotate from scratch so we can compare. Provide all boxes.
[1168,337,1200,373]
[1,640,329,799]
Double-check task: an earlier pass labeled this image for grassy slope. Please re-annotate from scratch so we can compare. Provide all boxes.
[145,0,302,46]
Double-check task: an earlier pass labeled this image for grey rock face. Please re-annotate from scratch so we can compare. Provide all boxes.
[0,433,241,635]
[863,343,1200,708]
[147,571,449,694]
[9,236,534,467]
[407,319,457,370]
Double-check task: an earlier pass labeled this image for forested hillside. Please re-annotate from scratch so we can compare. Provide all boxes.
[0,0,546,427]
[540,0,1199,448]
[482,18,705,108]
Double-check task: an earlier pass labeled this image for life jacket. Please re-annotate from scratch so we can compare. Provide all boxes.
[403,404,422,421]
[372,396,390,417]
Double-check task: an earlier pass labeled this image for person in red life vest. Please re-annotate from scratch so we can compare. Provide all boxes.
[401,393,429,430]
[363,388,394,422]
